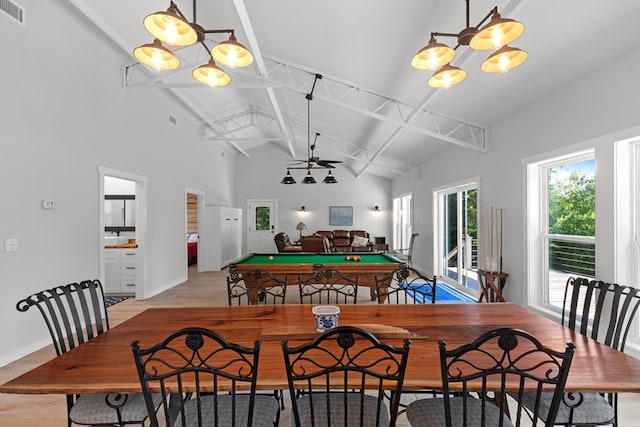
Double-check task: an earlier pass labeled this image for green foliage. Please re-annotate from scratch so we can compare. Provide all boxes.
[255,207,270,231]
[548,171,595,236]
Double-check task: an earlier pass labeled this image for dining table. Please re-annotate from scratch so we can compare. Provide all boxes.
[2,303,640,395]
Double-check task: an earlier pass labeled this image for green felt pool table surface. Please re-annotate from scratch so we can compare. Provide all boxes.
[236,252,400,265]
[230,252,405,302]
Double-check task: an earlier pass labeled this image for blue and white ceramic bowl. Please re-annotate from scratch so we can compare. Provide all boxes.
[312,305,340,332]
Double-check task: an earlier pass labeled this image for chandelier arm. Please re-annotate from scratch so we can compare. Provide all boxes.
[203,29,235,35]
[473,6,499,29]
[431,32,460,39]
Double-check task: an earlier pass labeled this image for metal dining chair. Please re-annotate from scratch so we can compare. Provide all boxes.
[298,265,359,304]
[131,327,280,427]
[282,326,411,427]
[227,268,288,305]
[393,233,419,267]
[15,279,159,427]
[518,277,640,426]
[406,327,575,427]
[375,265,437,304]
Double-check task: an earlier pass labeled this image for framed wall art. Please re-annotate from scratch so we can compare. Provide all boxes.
[329,206,353,226]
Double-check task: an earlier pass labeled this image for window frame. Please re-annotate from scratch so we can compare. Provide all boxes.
[525,148,595,317]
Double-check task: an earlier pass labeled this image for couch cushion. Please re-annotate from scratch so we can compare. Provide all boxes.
[351,235,369,247]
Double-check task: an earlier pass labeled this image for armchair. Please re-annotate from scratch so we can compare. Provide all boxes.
[274,232,302,253]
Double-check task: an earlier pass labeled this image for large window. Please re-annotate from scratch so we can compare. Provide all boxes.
[526,150,595,312]
[392,194,412,253]
[434,180,478,292]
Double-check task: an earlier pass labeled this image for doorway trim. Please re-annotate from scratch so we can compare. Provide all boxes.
[98,166,148,299]
[247,199,278,253]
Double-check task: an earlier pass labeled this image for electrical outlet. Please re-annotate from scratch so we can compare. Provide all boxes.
[4,238,18,252]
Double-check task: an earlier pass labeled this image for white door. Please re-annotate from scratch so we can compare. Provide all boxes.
[247,200,277,253]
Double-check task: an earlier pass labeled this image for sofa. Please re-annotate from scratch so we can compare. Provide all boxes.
[300,234,331,253]
[314,230,375,252]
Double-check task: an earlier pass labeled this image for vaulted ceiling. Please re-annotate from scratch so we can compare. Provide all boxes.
[70,0,640,180]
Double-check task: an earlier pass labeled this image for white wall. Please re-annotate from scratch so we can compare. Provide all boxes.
[234,143,392,251]
[0,1,235,365]
[393,48,640,304]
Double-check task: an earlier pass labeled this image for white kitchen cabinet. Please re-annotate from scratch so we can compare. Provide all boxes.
[104,248,137,294]
[204,206,242,271]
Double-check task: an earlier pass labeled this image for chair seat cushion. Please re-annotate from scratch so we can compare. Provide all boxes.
[175,394,279,427]
[519,392,615,425]
[69,392,161,425]
[406,397,513,427]
[295,392,390,426]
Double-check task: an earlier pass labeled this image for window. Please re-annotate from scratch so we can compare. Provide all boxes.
[392,194,412,252]
[434,180,478,292]
[526,150,595,313]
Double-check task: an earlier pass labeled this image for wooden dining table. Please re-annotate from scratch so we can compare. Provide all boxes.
[2,303,640,395]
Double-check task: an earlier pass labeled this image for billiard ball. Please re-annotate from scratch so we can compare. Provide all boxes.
[268,256,274,260]
[354,255,361,261]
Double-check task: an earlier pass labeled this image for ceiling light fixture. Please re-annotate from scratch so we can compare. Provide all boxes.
[322,170,337,184]
[281,73,341,184]
[412,0,526,89]
[280,169,296,184]
[301,171,317,184]
[133,1,253,87]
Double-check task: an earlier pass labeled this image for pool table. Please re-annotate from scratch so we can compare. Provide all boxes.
[229,252,405,303]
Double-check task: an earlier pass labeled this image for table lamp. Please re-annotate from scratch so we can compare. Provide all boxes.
[296,222,307,240]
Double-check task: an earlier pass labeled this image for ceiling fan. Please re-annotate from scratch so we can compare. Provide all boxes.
[287,73,343,170]
[290,132,343,169]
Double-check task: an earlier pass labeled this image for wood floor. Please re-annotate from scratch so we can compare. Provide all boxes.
[1,266,639,426]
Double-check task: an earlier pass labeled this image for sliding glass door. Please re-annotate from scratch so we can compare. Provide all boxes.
[436,183,478,291]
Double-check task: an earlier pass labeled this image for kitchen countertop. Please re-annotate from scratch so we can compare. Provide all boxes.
[105,239,137,249]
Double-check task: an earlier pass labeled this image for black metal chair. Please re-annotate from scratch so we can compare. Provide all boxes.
[16,279,158,427]
[227,268,288,305]
[519,277,640,426]
[375,265,437,304]
[131,327,280,427]
[226,268,287,410]
[298,265,359,304]
[282,326,411,427]
[393,232,419,267]
[406,327,575,427]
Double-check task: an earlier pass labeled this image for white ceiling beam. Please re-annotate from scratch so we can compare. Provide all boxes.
[232,0,296,159]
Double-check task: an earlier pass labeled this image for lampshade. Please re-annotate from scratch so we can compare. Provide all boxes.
[411,36,455,70]
[133,39,180,71]
[143,5,198,47]
[470,12,524,50]
[322,170,338,184]
[192,58,231,87]
[281,169,296,184]
[481,45,528,73]
[296,222,307,231]
[428,64,467,89]
[301,170,317,184]
[210,33,254,68]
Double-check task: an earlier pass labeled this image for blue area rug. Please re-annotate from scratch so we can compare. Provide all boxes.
[409,283,476,304]
[105,296,129,308]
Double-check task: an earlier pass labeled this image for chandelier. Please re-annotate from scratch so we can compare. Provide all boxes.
[133,1,253,87]
[412,0,527,89]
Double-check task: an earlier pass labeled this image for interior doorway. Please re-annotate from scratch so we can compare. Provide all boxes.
[185,189,204,276]
[99,166,148,299]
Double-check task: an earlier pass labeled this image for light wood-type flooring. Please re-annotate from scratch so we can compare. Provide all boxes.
[1,266,639,426]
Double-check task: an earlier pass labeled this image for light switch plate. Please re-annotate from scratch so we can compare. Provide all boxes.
[4,238,18,252]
